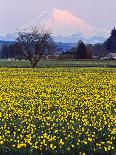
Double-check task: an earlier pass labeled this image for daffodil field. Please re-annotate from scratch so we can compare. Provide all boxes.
[0,67,115,155]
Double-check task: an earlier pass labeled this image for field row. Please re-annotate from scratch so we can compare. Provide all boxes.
[0,59,116,68]
[0,67,116,155]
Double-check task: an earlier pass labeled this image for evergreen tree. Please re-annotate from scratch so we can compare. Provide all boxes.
[76,41,87,59]
[104,27,116,52]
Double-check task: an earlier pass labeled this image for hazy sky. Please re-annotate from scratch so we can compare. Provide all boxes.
[0,0,116,34]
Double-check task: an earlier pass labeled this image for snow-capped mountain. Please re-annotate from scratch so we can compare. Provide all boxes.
[0,9,109,43]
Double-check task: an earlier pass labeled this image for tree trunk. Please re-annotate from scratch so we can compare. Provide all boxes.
[31,59,39,68]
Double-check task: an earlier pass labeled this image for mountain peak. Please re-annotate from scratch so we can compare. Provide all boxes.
[53,8,72,17]
[24,8,107,38]
[0,8,108,43]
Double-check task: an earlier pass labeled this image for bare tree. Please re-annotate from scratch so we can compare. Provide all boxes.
[16,28,56,67]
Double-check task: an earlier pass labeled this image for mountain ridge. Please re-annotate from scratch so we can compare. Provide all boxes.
[0,8,108,43]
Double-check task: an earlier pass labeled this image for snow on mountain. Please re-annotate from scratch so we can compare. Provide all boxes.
[0,8,108,43]
[22,9,108,37]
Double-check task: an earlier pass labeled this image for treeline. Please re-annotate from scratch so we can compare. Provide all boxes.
[0,40,106,59]
[1,42,23,59]
[60,41,108,60]
[0,28,116,60]
[60,41,92,60]
[60,27,116,60]
[0,42,23,59]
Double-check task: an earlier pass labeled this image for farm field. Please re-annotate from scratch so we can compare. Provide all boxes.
[0,59,116,68]
[0,67,116,155]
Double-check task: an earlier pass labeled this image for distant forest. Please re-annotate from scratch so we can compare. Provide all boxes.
[0,28,116,60]
[61,28,116,59]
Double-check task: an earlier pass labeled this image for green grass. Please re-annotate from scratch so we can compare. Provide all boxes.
[0,59,116,68]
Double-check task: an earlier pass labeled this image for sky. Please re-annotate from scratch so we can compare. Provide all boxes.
[0,0,116,34]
